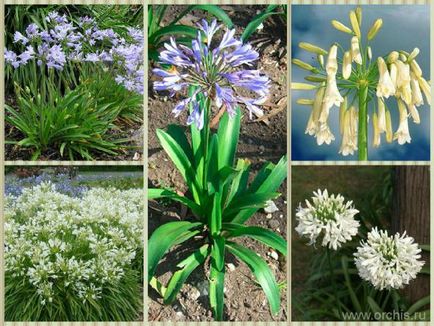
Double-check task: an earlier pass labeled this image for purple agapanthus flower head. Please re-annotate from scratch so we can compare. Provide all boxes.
[153,19,270,130]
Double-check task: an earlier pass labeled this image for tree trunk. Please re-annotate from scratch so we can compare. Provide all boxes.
[392,166,430,303]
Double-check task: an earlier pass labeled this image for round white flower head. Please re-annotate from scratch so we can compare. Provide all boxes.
[354,227,424,290]
[295,189,360,250]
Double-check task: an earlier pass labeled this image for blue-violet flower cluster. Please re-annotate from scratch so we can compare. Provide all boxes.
[5,11,144,94]
[153,19,270,129]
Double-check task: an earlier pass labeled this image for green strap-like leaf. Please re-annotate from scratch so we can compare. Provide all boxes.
[225,158,251,205]
[367,296,385,316]
[209,236,226,321]
[217,108,241,170]
[148,221,202,279]
[407,295,430,315]
[341,255,362,312]
[163,244,210,304]
[209,192,223,236]
[223,224,287,256]
[148,188,202,217]
[150,24,197,44]
[156,128,201,203]
[241,5,278,41]
[226,241,281,315]
[231,155,287,224]
[172,5,233,28]
[223,191,280,217]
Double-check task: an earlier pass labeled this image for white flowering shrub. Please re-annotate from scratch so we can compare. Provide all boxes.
[5,183,143,321]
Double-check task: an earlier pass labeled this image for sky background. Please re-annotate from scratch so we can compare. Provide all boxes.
[291,5,430,161]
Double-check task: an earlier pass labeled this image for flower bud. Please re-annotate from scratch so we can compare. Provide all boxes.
[367,46,372,61]
[367,19,383,40]
[331,20,353,34]
[297,98,315,105]
[377,97,386,133]
[317,54,324,68]
[342,51,352,79]
[385,109,393,143]
[387,51,399,64]
[339,97,348,135]
[349,11,361,38]
[299,42,328,56]
[292,58,316,72]
[305,75,327,82]
[356,7,362,26]
[326,45,338,75]
[372,112,381,147]
[351,37,362,65]
[418,76,431,105]
[291,82,317,90]
[410,60,423,77]
[407,48,420,62]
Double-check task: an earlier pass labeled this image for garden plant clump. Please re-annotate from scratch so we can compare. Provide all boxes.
[148,14,287,321]
[5,6,144,160]
[5,182,144,321]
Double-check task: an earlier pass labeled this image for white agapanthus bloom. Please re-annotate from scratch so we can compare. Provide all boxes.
[295,189,360,250]
[376,57,395,98]
[354,227,424,290]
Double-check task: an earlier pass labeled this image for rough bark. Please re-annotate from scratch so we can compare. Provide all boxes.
[392,166,430,304]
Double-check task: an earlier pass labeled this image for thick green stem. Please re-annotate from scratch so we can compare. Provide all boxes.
[358,81,369,161]
[327,248,342,319]
[202,99,212,192]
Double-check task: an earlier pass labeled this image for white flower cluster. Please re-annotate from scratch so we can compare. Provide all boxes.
[295,189,360,250]
[354,227,424,290]
[5,182,143,305]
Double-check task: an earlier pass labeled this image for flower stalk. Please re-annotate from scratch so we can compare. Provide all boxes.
[358,80,369,160]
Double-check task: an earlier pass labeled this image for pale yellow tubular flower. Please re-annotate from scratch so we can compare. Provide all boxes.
[385,109,393,143]
[367,19,383,40]
[339,97,348,135]
[377,97,386,133]
[367,46,372,61]
[320,76,344,123]
[389,63,398,88]
[316,123,335,146]
[387,51,399,64]
[350,36,362,65]
[410,60,422,78]
[339,107,357,156]
[410,73,424,107]
[342,51,352,80]
[395,60,412,105]
[376,57,396,98]
[299,42,328,56]
[417,76,431,105]
[407,48,420,62]
[326,45,338,75]
[372,112,381,148]
[331,20,353,34]
[297,99,315,105]
[408,103,421,124]
[349,106,359,148]
[305,86,326,135]
[349,11,361,38]
[292,58,316,72]
[394,99,412,145]
[292,82,317,90]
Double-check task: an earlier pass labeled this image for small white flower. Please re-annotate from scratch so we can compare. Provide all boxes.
[339,106,358,156]
[350,36,362,65]
[320,75,344,122]
[295,189,360,250]
[376,57,395,98]
[326,44,338,75]
[316,123,335,145]
[394,99,412,145]
[354,227,424,290]
[342,51,352,80]
[377,97,386,133]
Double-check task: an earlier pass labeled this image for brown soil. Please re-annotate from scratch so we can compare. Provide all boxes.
[148,5,287,322]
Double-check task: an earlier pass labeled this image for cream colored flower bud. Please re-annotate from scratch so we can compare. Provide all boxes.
[410,74,424,107]
[396,60,412,104]
[367,19,383,40]
[349,11,361,38]
[387,51,399,64]
[407,48,420,62]
[342,51,352,79]
[320,75,344,123]
[376,57,395,98]
[417,76,431,105]
[385,109,393,143]
[339,97,348,135]
[377,97,386,133]
[410,60,423,78]
[372,112,381,148]
[297,98,315,105]
[305,86,326,135]
[326,45,338,75]
[356,7,362,26]
[390,63,398,88]
[367,47,372,61]
[317,54,324,68]
[408,103,421,124]
[292,58,316,72]
[305,75,327,82]
[351,37,362,65]
[331,20,353,34]
[299,42,328,56]
[339,107,358,156]
[394,99,412,145]
[399,53,407,62]
[291,82,317,90]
